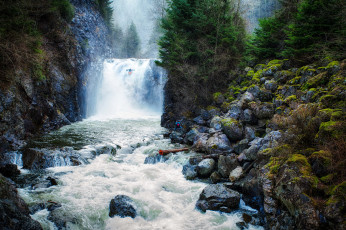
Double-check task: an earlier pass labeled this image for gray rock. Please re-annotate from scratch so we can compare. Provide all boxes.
[210,116,222,130]
[200,109,211,120]
[226,104,242,120]
[196,184,240,212]
[229,166,243,182]
[210,172,222,184]
[109,195,137,218]
[247,85,260,98]
[144,154,166,164]
[258,90,273,102]
[48,208,77,229]
[193,116,206,125]
[185,128,199,144]
[243,145,260,161]
[233,139,250,154]
[218,155,239,178]
[244,126,256,141]
[240,109,257,125]
[170,131,184,144]
[182,164,198,180]
[206,133,232,153]
[192,133,210,152]
[264,80,278,92]
[197,159,216,177]
[254,103,274,119]
[240,92,255,105]
[221,118,244,142]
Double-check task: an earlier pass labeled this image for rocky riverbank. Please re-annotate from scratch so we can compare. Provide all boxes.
[162,59,345,229]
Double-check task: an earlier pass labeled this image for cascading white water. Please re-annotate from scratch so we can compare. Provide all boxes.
[94,59,165,119]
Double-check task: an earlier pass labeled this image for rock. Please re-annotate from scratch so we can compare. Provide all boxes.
[189,156,203,165]
[169,131,184,144]
[196,184,240,212]
[206,133,232,153]
[192,133,210,152]
[48,208,77,229]
[144,154,166,164]
[200,109,211,120]
[193,116,206,125]
[258,89,273,102]
[197,159,216,177]
[95,145,118,155]
[0,174,42,229]
[221,118,244,142]
[243,144,260,161]
[229,166,243,182]
[254,103,274,119]
[240,109,258,125]
[242,213,252,223]
[109,195,137,218]
[240,92,255,105]
[210,172,222,183]
[210,116,222,130]
[244,126,256,141]
[226,104,242,119]
[0,163,20,178]
[184,128,199,144]
[233,139,250,154]
[182,164,198,180]
[30,202,61,215]
[264,80,278,92]
[217,155,239,178]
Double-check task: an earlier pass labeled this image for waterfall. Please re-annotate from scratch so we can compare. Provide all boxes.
[93,58,166,119]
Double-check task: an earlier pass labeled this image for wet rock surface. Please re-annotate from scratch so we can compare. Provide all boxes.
[109,195,137,218]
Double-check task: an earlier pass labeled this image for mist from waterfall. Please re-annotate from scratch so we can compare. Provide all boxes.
[92,59,166,119]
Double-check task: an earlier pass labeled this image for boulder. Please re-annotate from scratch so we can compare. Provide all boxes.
[240,92,255,105]
[258,89,273,102]
[193,116,206,125]
[226,104,242,120]
[254,103,274,119]
[229,166,243,182]
[48,208,77,229]
[0,163,20,178]
[109,195,137,218]
[217,155,239,178]
[264,80,278,92]
[233,139,250,154]
[196,184,240,212]
[210,172,222,184]
[244,126,256,141]
[169,131,184,144]
[182,164,198,180]
[240,109,257,125]
[144,154,166,164]
[197,159,216,177]
[206,133,232,153]
[184,128,199,144]
[210,116,222,130]
[192,133,210,152]
[221,118,244,142]
[247,85,260,98]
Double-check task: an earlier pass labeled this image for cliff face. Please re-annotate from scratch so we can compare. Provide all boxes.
[0,0,113,161]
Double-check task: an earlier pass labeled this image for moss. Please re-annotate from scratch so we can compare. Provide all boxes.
[227,96,235,102]
[228,85,241,95]
[317,120,343,139]
[320,174,335,184]
[254,64,266,71]
[252,69,263,83]
[286,154,310,167]
[213,92,223,100]
[52,0,75,22]
[309,150,332,166]
[267,59,284,66]
[221,102,231,111]
[32,63,45,81]
[326,61,340,69]
[330,181,346,198]
[331,110,344,121]
[284,95,297,103]
[319,94,338,107]
[302,72,329,90]
[289,76,301,85]
[240,80,250,87]
[246,70,254,77]
[206,106,217,111]
[267,156,281,174]
[221,118,241,128]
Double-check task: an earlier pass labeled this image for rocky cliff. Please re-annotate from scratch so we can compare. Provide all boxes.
[0,0,113,161]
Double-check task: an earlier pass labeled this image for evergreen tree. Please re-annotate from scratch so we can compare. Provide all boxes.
[97,0,114,27]
[283,0,346,62]
[123,22,140,58]
[158,0,246,113]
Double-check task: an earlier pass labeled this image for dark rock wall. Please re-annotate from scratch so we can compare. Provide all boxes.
[0,1,113,160]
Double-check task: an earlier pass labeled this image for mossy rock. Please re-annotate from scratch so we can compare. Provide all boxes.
[267,59,284,66]
[320,173,335,184]
[309,150,332,177]
[252,69,263,83]
[302,72,330,91]
[317,108,342,121]
[274,70,295,83]
[317,120,344,140]
[325,61,341,75]
[220,118,243,141]
[319,94,338,107]
[246,70,254,78]
[213,92,225,105]
[254,64,266,71]
[284,95,297,103]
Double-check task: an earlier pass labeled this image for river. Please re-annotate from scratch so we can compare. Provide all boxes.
[13,59,261,229]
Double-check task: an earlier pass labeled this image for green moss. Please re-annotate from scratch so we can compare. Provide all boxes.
[221,102,231,111]
[254,64,266,71]
[267,59,284,66]
[32,63,45,81]
[267,156,281,174]
[221,118,240,128]
[252,69,263,83]
[319,94,338,107]
[302,72,329,90]
[320,174,335,184]
[286,154,310,166]
[317,120,342,139]
[247,70,254,77]
[284,95,297,103]
[52,0,75,22]
[331,110,344,121]
[289,76,301,85]
[309,150,332,166]
[227,96,235,102]
[326,61,340,69]
[206,105,217,111]
[228,85,241,95]
[213,92,223,100]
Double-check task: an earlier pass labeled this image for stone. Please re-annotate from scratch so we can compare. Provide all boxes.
[144,154,166,164]
[169,131,184,144]
[48,208,77,228]
[217,155,239,178]
[0,163,20,178]
[254,103,274,119]
[182,164,198,180]
[229,166,243,182]
[233,139,250,154]
[210,171,222,184]
[197,159,216,177]
[210,116,222,130]
[264,80,278,92]
[240,92,255,105]
[258,89,273,102]
[200,109,211,120]
[226,104,242,120]
[193,116,206,125]
[221,118,244,142]
[247,85,260,98]
[95,145,118,155]
[185,128,199,144]
[0,174,42,229]
[192,133,210,152]
[196,184,240,212]
[240,109,257,125]
[244,126,256,141]
[109,195,137,218]
[206,133,232,153]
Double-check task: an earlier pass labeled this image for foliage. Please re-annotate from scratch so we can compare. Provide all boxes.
[158,0,246,115]
[123,22,140,58]
[95,0,114,27]
[52,0,75,22]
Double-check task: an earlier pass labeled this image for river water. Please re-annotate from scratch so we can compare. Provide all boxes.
[15,59,262,230]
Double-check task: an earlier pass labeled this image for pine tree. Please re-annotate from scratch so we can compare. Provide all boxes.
[123,22,140,58]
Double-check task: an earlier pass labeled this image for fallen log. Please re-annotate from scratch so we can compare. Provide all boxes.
[159,148,189,155]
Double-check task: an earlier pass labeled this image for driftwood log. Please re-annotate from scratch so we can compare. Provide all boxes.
[158,148,189,155]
